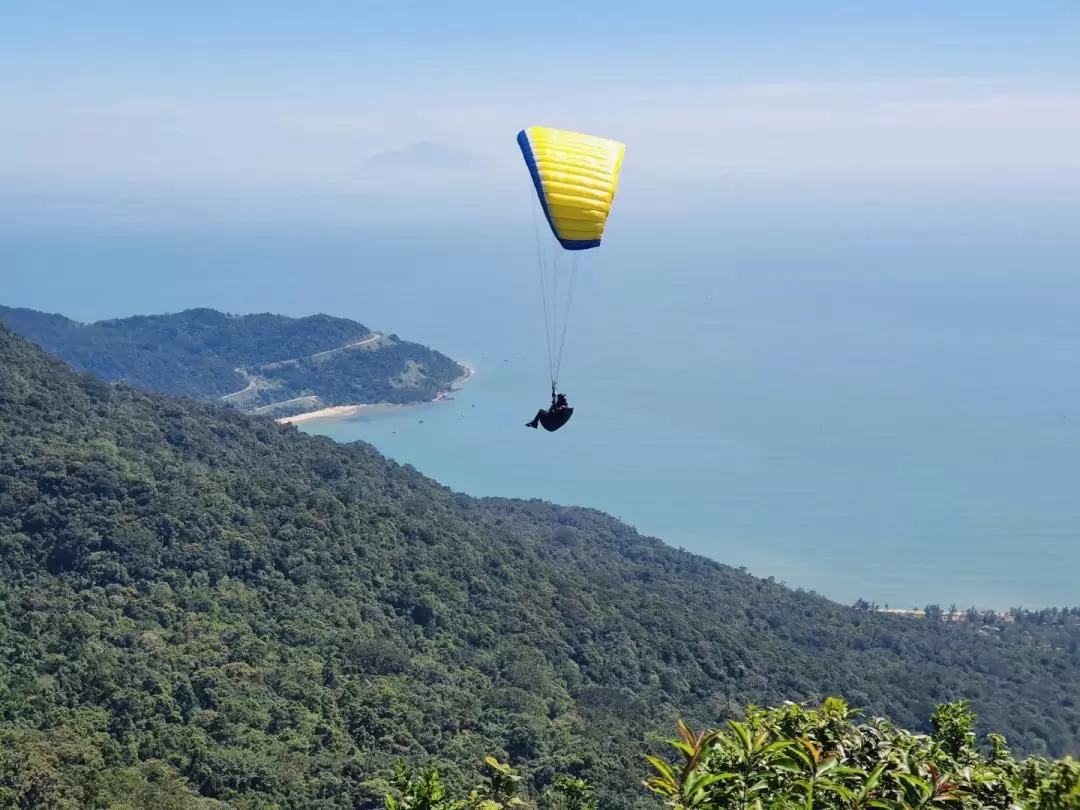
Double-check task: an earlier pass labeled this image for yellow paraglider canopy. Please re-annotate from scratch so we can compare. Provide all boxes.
[516,126,626,250]
[516,125,627,398]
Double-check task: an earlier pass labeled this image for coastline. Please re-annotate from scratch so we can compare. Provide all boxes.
[275,361,475,426]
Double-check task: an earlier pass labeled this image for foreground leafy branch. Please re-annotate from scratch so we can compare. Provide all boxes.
[392,699,1079,810]
[641,698,1080,809]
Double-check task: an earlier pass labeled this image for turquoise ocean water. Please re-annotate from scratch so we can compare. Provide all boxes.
[3,204,1078,610]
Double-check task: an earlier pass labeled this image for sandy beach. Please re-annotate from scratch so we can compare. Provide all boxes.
[275,361,475,426]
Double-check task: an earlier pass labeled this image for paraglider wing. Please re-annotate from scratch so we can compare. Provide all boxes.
[516,126,626,251]
[517,125,626,424]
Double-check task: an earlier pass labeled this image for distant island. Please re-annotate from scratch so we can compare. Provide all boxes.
[0,305,471,420]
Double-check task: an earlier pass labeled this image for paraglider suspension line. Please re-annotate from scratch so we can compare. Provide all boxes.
[529,186,582,393]
[552,251,580,389]
[531,187,557,388]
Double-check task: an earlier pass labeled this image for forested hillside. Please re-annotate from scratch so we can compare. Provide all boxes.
[0,323,1077,809]
[0,305,464,416]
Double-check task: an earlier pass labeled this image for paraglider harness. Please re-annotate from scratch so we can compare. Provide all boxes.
[526,383,574,432]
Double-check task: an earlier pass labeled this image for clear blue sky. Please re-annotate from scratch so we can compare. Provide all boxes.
[2,1,1078,225]
[4,1,1079,82]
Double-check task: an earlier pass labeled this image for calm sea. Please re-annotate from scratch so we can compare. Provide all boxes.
[3,202,1078,610]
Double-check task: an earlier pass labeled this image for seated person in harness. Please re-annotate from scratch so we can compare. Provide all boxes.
[526,389,573,432]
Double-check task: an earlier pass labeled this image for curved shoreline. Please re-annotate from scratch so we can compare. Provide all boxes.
[275,361,475,426]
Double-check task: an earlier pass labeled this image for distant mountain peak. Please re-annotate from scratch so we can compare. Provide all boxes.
[364,141,487,170]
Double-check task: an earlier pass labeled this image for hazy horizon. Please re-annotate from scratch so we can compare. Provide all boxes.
[3,3,1079,230]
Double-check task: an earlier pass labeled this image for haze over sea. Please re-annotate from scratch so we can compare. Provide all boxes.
[4,193,1079,611]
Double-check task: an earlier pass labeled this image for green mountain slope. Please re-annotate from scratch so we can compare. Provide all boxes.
[0,323,1077,809]
[0,305,465,417]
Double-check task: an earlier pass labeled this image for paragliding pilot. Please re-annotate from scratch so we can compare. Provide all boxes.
[526,385,573,432]
[516,125,624,436]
